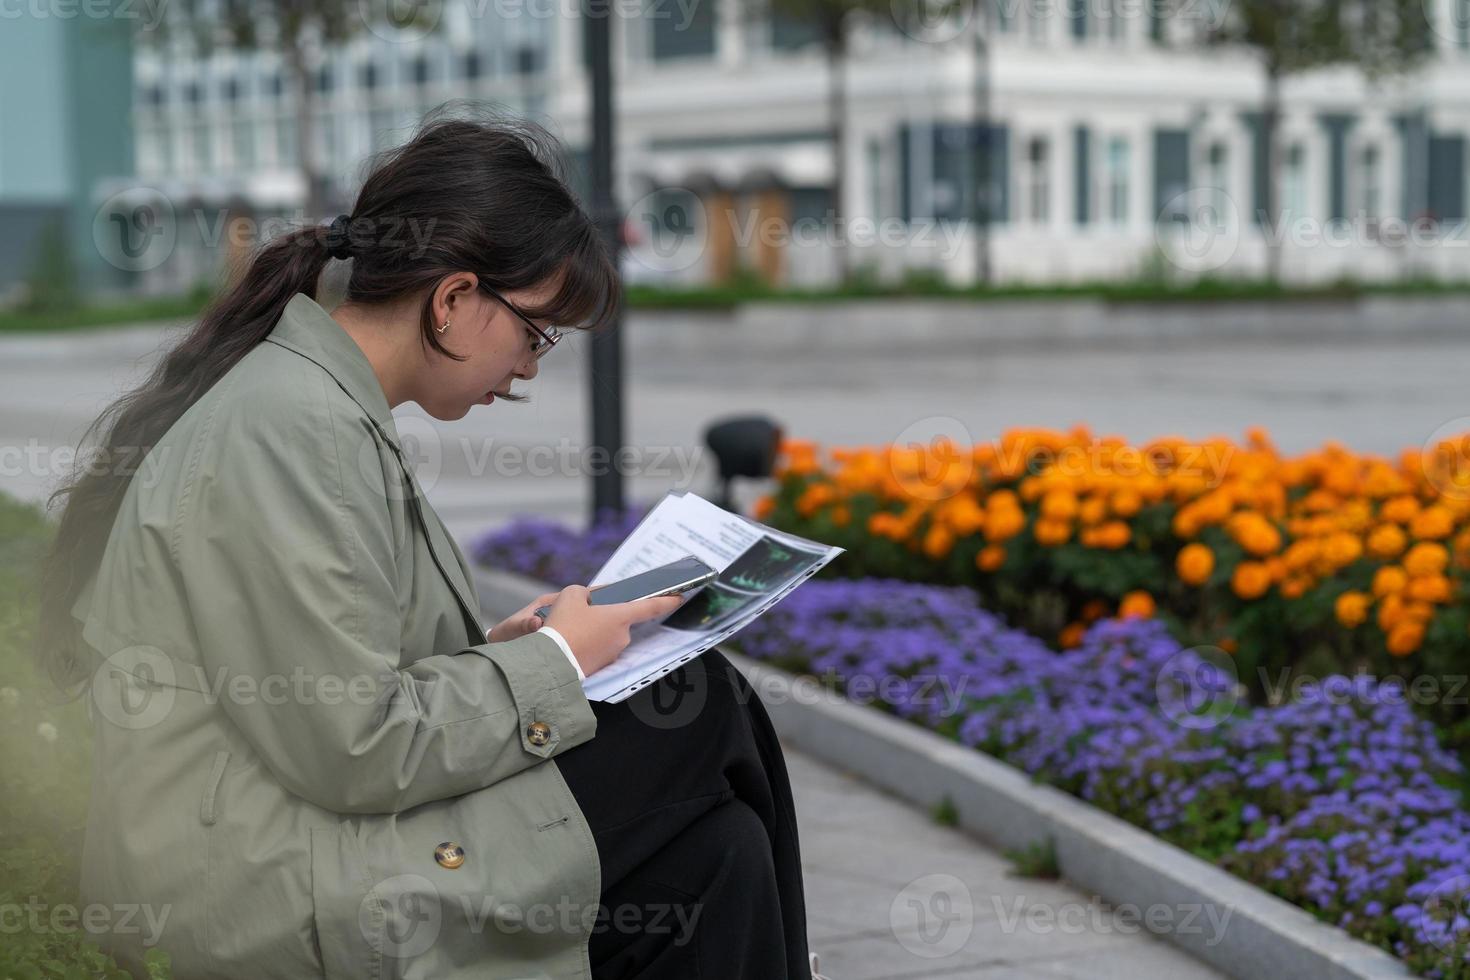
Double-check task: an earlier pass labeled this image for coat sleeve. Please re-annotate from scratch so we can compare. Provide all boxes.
[172,378,597,815]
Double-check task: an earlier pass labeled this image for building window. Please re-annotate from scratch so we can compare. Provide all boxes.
[1358,144,1381,219]
[276,115,297,168]
[1206,140,1228,227]
[1024,136,1050,223]
[316,66,333,93]
[1026,2,1048,42]
[185,81,202,104]
[512,44,540,76]
[1104,136,1129,225]
[772,9,821,51]
[463,50,482,79]
[867,138,883,220]
[1106,0,1127,40]
[1282,142,1307,217]
[138,125,164,175]
[192,121,211,173]
[360,61,378,90]
[411,54,430,86]
[232,118,255,170]
[268,73,283,98]
[651,0,717,60]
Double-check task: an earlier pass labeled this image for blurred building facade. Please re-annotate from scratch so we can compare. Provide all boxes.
[0,13,133,304]
[129,1,1470,291]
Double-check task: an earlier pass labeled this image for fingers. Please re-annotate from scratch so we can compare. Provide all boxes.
[623,593,686,624]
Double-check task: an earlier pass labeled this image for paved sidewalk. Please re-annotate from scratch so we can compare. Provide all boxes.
[786,745,1228,980]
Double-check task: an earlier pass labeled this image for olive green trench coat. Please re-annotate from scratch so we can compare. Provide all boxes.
[69,293,601,979]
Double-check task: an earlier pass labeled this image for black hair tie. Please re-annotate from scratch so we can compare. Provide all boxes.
[323,214,354,260]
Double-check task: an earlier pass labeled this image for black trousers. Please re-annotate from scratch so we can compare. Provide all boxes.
[553,649,810,980]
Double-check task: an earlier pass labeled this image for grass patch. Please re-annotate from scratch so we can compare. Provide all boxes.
[0,493,172,977]
[8,276,1470,334]
[1004,839,1062,880]
[930,794,960,827]
[0,291,210,335]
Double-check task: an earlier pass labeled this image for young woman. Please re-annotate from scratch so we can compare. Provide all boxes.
[37,110,820,980]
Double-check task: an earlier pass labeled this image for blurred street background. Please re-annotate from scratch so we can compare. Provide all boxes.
[7,0,1470,977]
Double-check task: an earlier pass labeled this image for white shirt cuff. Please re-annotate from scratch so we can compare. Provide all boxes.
[536,625,585,681]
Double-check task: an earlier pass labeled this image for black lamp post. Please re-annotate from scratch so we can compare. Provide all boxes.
[704,415,784,512]
[585,0,625,525]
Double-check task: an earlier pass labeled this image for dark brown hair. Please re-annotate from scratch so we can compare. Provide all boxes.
[36,103,619,693]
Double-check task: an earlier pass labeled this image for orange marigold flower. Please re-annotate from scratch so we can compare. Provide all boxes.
[1041,490,1079,521]
[1059,622,1087,649]
[1119,591,1155,619]
[1408,575,1453,604]
[1366,524,1408,559]
[975,544,1006,572]
[1403,600,1435,624]
[1410,505,1456,540]
[1172,507,1202,539]
[1381,495,1420,524]
[1378,594,1406,631]
[752,495,776,521]
[1386,620,1425,657]
[1232,562,1272,600]
[1094,521,1131,549]
[1321,532,1363,569]
[1081,599,1109,622]
[1034,518,1072,547]
[1404,542,1450,577]
[1372,565,1409,598]
[1079,496,1108,526]
[831,505,851,528]
[1110,488,1143,517]
[1176,543,1215,586]
[984,506,1026,542]
[922,524,954,560]
[1281,577,1310,599]
[1334,591,1370,628]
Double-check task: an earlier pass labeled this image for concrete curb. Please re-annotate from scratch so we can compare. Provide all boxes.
[473,565,1411,980]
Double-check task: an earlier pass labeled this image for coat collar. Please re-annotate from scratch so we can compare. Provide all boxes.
[265,293,401,450]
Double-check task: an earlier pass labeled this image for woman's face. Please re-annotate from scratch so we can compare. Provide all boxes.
[416,273,551,421]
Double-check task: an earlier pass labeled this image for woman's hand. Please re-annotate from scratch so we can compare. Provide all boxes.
[542,585,686,677]
[485,592,561,644]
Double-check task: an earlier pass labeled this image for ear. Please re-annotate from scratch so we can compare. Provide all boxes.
[434,273,479,321]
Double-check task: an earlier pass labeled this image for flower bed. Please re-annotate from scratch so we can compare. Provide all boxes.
[754,428,1470,746]
[476,510,1470,978]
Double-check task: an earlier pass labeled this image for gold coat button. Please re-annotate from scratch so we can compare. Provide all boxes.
[434,842,466,869]
[526,721,552,746]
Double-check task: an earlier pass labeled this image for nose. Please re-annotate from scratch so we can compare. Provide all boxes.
[516,355,539,382]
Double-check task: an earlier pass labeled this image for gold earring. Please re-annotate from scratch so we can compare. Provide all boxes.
[437,318,450,334]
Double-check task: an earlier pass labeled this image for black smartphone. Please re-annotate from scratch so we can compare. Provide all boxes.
[534,555,718,622]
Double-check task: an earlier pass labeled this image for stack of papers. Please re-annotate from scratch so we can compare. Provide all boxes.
[580,490,845,703]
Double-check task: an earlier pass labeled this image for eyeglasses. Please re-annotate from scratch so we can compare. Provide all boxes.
[478,282,563,360]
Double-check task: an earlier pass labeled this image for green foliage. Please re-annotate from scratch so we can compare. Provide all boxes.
[1004,839,1061,880]
[20,220,78,315]
[1200,0,1433,76]
[930,794,960,827]
[0,494,169,978]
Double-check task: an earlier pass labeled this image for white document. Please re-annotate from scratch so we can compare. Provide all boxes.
[580,490,845,703]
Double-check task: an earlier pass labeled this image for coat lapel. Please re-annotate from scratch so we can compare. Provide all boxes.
[265,293,486,645]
